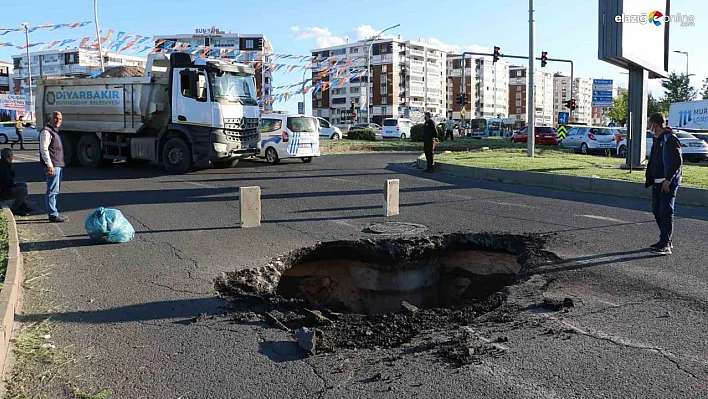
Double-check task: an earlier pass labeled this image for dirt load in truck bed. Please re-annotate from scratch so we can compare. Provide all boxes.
[97,66,145,78]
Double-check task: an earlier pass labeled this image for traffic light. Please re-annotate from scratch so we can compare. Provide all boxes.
[564,99,572,109]
[570,98,577,111]
[457,93,466,106]
[493,46,500,63]
[541,51,548,67]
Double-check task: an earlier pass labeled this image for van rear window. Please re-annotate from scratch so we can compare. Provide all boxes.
[383,119,398,126]
[287,117,317,132]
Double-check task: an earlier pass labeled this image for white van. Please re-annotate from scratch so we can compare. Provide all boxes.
[257,114,320,164]
[382,118,413,139]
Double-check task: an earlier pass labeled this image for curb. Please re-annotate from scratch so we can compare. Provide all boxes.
[417,157,708,208]
[0,206,23,387]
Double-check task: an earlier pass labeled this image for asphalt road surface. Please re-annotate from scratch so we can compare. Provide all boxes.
[8,148,708,399]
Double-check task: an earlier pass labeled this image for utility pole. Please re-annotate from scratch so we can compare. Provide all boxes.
[22,23,33,121]
[94,0,105,72]
[527,0,535,157]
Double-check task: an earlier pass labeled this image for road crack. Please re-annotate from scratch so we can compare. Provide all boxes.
[549,316,705,381]
[142,281,212,296]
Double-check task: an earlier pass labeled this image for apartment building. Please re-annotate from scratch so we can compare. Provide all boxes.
[508,66,554,126]
[553,74,593,125]
[446,55,509,120]
[0,60,12,93]
[310,37,447,126]
[154,27,274,110]
[11,47,145,96]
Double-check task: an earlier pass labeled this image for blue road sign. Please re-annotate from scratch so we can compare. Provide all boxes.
[297,101,304,114]
[558,112,569,125]
[592,79,614,107]
[608,122,616,127]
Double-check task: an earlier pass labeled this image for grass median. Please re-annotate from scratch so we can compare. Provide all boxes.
[321,137,525,154]
[0,211,7,290]
[436,148,708,190]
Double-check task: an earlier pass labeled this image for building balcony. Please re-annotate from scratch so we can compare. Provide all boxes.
[409,49,425,57]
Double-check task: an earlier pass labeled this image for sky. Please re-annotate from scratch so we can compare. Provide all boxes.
[1,0,705,115]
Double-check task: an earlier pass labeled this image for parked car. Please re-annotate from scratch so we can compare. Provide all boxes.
[0,123,39,144]
[617,130,708,163]
[510,126,559,145]
[562,126,619,154]
[315,117,342,140]
[256,113,320,164]
[349,123,381,133]
[382,118,414,139]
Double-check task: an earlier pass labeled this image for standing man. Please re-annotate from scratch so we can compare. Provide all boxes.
[445,116,455,141]
[12,115,27,150]
[422,112,438,173]
[645,112,682,255]
[39,111,68,223]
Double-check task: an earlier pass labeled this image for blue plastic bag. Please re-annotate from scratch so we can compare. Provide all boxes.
[84,207,135,244]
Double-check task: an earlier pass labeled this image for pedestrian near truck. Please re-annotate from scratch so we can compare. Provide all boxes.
[12,115,27,150]
[645,112,682,256]
[39,111,68,223]
[422,112,438,173]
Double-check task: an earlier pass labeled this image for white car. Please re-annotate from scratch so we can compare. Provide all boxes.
[562,126,620,154]
[617,130,708,163]
[315,117,342,140]
[256,113,320,164]
[0,123,39,144]
[382,118,414,139]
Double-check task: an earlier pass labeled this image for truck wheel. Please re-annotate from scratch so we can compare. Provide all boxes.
[60,134,78,166]
[265,147,279,165]
[162,137,193,174]
[77,134,103,168]
[212,158,239,168]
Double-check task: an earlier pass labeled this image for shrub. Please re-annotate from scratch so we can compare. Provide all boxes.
[346,129,377,141]
[410,124,424,142]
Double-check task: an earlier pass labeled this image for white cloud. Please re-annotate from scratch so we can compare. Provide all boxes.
[291,26,346,48]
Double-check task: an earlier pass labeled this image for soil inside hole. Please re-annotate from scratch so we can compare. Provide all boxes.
[214,232,558,357]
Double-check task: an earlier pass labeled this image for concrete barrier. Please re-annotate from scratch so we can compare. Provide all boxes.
[0,207,24,386]
[384,179,400,217]
[239,186,261,228]
[416,156,708,207]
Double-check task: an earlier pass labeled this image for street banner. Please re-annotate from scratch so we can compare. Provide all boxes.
[0,94,27,111]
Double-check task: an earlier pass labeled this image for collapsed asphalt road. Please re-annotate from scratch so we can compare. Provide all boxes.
[8,151,708,399]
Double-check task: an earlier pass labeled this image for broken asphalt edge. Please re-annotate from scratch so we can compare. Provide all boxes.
[417,155,708,208]
[0,206,24,395]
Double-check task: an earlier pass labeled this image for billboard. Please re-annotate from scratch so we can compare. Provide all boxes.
[598,0,670,78]
[0,94,27,111]
[592,79,614,107]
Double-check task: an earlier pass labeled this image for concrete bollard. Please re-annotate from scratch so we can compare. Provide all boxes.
[384,179,400,217]
[239,186,261,228]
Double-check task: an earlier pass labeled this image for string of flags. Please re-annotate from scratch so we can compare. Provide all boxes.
[1,31,154,53]
[0,21,92,35]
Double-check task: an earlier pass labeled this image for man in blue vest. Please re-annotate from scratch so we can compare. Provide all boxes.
[39,111,68,223]
[645,113,682,255]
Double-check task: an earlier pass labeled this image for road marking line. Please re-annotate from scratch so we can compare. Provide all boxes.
[579,214,628,223]
[325,177,350,182]
[487,201,537,209]
[330,219,354,227]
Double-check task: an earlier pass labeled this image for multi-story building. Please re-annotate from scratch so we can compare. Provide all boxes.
[154,27,274,111]
[508,66,554,126]
[310,36,447,126]
[11,47,145,96]
[553,74,593,125]
[446,55,509,120]
[0,60,12,93]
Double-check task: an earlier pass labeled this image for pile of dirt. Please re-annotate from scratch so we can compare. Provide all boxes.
[97,66,144,78]
[215,232,559,364]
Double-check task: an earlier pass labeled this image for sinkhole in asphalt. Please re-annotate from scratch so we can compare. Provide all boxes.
[276,238,522,315]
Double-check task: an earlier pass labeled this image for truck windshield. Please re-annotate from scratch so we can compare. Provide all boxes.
[210,72,257,105]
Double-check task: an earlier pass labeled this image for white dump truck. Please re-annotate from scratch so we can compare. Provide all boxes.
[35,52,260,173]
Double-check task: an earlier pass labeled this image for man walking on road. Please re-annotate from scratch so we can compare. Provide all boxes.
[423,112,438,173]
[645,112,682,255]
[12,115,27,150]
[39,111,68,223]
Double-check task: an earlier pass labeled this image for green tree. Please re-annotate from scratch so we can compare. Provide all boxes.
[647,93,665,115]
[701,78,708,100]
[660,72,697,106]
[608,90,629,126]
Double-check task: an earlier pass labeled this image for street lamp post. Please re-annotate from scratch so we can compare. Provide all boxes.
[94,0,105,72]
[367,24,400,124]
[302,68,307,115]
[22,23,33,121]
[674,50,689,101]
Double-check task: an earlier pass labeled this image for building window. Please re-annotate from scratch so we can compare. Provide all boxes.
[381,97,387,105]
[245,39,254,49]
[350,87,360,94]
[382,65,387,73]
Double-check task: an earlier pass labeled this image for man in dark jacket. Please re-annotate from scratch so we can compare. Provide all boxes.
[422,112,438,172]
[0,149,30,216]
[645,113,682,255]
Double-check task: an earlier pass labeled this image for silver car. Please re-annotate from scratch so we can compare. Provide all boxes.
[0,123,39,144]
[562,126,619,154]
